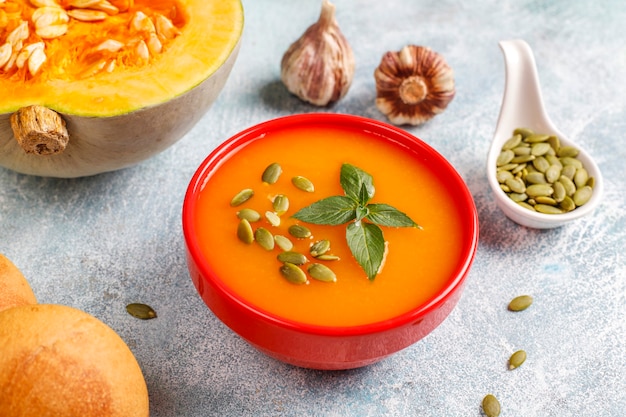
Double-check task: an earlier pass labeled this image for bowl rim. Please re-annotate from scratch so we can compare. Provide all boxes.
[183,113,479,337]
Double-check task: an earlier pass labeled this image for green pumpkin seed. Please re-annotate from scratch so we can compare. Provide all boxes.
[292,176,315,192]
[513,127,534,138]
[509,350,527,370]
[274,235,293,251]
[272,194,290,215]
[255,227,274,251]
[307,263,337,282]
[502,134,522,150]
[508,192,527,203]
[524,133,550,143]
[508,294,533,311]
[545,154,563,168]
[237,208,261,222]
[511,154,535,164]
[545,164,561,183]
[261,162,282,184]
[505,177,526,194]
[265,211,281,227]
[277,251,308,265]
[573,185,593,206]
[496,149,515,166]
[574,168,589,189]
[547,135,561,151]
[552,181,566,202]
[586,176,595,188]
[561,156,583,169]
[482,394,501,417]
[288,224,312,239]
[561,164,576,180]
[497,163,518,172]
[316,254,341,261]
[532,156,550,172]
[557,146,579,158]
[512,145,532,156]
[496,170,514,183]
[558,175,576,196]
[525,171,547,184]
[517,201,535,211]
[279,262,308,285]
[535,196,557,205]
[126,303,157,320]
[526,184,553,198]
[535,204,564,214]
[310,240,331,257]
[230,188,254,206]
[560,195,576,212]
[499,184,511,193]
[237,219,254,244]
[511,163,526,174]
[531,142,551,156]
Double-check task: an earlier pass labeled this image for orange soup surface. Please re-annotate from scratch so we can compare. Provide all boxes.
[194,124,467,327]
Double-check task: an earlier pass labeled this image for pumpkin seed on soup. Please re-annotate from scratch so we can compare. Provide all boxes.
[288,224,312,239]
[292,175,315,192]
[307,263,337,283]
[254,227,274,250]
[237,208,261,222]
[237,218,254,244]
[230,188,254,206]
[262,162,282,184]
[279,262,308,285]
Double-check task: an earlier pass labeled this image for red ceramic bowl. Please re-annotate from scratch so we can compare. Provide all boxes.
[183,113,479,370]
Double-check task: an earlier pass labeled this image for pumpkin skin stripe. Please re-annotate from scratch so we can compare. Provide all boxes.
[0,0,243,177]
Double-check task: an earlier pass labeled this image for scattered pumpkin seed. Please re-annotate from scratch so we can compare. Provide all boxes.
[309,240,331,257]
[255,227,274,250]
[262,162,282,184]
[272,194,290,215]
[509,349,527,370]
[277,251,308,265]
[292,175,315,192]
[307,263,337,282]
[482,394,501,417]
[237,208,261,222]
[279,262,308,285]
[237,218,254,244]
[230,188,254,206]
[508,294,533,311]
[265,211,281,226]
[288,224,312,239]
[126,303,157,320]
[274,235,293,251]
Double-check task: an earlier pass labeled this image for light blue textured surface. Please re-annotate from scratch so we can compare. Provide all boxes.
[1,1,625,416]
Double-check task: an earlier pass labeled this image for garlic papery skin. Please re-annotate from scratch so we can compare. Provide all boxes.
[374,45,455,125]
[280,0,355,106]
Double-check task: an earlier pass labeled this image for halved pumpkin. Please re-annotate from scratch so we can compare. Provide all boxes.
[0,0,243,177]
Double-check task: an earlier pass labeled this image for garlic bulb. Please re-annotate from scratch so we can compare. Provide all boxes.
[280,0,354,106]
[374,45,455,125]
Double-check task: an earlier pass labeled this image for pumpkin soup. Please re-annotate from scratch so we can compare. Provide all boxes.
[193,123,466,327]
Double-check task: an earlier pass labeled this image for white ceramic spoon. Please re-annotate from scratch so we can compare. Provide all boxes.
[487,39,603,229]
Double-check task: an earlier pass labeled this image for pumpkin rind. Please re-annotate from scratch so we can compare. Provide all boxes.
[0,0,244,177]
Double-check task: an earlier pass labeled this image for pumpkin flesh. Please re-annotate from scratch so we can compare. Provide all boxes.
[0,0,243,177]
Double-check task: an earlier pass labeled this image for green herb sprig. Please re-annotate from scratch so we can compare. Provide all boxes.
[292,164,421,280]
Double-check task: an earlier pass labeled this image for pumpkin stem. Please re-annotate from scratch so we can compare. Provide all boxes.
[10,106,69,156]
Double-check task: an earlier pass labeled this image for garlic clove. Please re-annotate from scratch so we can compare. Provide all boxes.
[374,45,455,125]
[280,0,354,106]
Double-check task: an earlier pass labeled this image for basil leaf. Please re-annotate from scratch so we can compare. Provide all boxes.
[366,203,420,228]
[346,222,385,280]
[292,196,357,225]
[340,164,375,202]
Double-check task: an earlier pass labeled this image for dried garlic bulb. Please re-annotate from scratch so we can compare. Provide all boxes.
[280,0,354,106]
[374,45,455,125]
